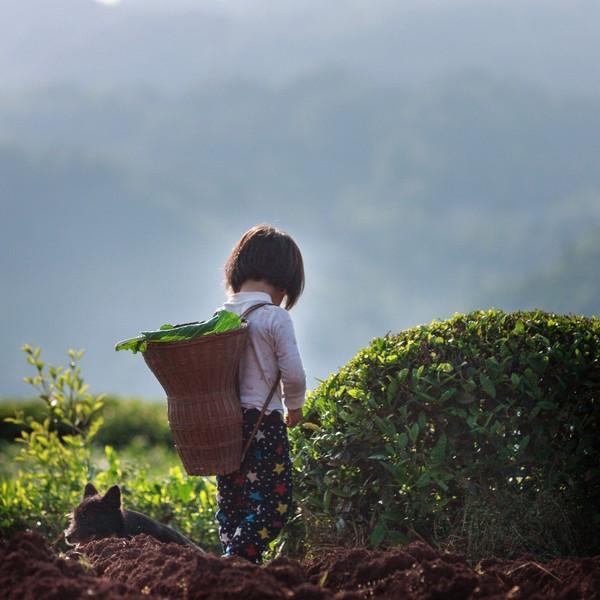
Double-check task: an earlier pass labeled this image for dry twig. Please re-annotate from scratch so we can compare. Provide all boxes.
[507,561,563,583]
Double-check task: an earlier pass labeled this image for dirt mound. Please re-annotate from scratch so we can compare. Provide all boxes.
[0,531,146,599]
[303,542,600,599]
[82,534,302,600]
[1,531,599,599]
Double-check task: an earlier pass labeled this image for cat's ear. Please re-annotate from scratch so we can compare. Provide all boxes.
[84,482,99,499]
[103,485,122,509]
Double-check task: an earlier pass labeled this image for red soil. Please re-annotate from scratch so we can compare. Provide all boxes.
[1,531,599,599]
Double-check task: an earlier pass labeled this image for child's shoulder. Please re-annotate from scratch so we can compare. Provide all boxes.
[253,303,293,329]
[261,303,290,320]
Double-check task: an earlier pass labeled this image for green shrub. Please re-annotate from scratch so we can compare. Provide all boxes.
[0,399,49,445]
[289,309,600,560]
[0,396,173,450]
[0,346,219,552]
[94,396,173,449]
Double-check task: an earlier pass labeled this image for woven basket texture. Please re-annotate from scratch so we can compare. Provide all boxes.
[142,325,248,475]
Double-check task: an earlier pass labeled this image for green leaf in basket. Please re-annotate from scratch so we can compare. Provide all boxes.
[212,310,243,333]
[114,336,147,354]
[115,310,242,354]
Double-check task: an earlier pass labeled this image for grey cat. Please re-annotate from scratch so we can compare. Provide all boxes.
[65,483,204,552]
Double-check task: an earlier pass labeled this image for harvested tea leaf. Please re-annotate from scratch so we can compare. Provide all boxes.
[115,310,242,354]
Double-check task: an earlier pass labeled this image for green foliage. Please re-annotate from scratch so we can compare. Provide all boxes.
[0,397,172,450]
[94,397,173,449]
[1,345,104,540]
[289,309,600,559]
[115,310,242,353]
[0,346,219,552]
[0,400,55,446]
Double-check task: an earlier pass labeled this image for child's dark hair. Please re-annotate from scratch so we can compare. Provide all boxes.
[225,224,305,309]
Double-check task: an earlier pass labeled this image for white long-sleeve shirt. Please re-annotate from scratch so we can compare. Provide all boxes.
[219,291,306,414]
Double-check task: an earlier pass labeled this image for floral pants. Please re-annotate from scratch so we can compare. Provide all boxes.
[216,408,293,563]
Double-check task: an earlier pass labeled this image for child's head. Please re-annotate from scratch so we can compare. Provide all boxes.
[225,224,305,309]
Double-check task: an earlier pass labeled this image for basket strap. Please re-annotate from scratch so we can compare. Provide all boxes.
[238,301,281,465]
[240,372,281,464]
[240,301,274,320]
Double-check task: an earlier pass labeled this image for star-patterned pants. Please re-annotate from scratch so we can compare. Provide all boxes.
[215,408,293,563]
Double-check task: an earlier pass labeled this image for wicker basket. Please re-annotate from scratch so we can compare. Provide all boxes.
[142,325,248,476]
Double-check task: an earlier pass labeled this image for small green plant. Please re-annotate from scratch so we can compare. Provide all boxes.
[0,396,174,456]
[1,345,104,540]
[288,309,600,560]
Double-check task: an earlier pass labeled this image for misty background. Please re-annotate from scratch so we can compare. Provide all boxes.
[2,0,599,399]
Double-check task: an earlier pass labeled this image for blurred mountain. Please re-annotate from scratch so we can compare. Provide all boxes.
[2,71,599,397]
[477,228,600,316]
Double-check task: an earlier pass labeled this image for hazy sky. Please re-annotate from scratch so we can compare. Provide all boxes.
[2,0,600,94]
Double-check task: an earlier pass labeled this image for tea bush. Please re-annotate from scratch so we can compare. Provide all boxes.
[95,396,172,449]
[0,396,172,449]
[0,346,219,552]
[289,309,600,559]
[0,399,49,444]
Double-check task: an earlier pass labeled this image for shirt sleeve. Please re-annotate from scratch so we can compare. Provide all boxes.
[271,309,306,411]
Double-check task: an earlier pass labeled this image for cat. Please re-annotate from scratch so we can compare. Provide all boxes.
[64,483,204,552]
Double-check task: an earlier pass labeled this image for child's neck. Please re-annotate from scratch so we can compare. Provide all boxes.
[239,280,285,306]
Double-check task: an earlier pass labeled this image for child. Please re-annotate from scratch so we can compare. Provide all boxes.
[215,224,306,563]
